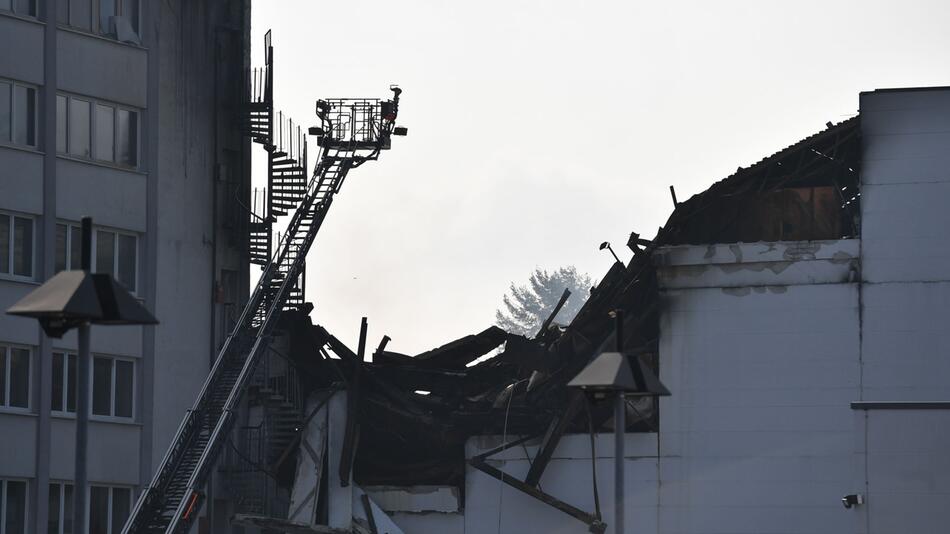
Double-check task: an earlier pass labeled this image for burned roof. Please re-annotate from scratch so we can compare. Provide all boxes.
[270,116,863,497]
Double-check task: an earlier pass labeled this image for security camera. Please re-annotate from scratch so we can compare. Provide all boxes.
[842,494,864,509]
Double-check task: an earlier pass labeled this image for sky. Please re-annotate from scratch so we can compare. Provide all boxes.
[252,0,950,355]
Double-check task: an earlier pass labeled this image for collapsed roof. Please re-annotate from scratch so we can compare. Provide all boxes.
[260,116,861,525]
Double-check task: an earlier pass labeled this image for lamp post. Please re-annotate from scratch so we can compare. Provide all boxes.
[567,310,670,534]
[6,217,157,534]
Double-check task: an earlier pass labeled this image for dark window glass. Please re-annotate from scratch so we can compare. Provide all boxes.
[111,488,131,533]
[96,231,115,276]
[68,99,90,158]
[14,0,35,16]
[57,95,67,153]
[0,0,10,12]
[52,352,65,412]
[92,357,112,416]
[9,347,29,408]
[117,234,135,290]
[13,216,32,277]
[49,483,61,534]
[0,215,9,274]
[89,487,109,534]
[94,104,114,161]
[116,110,136,166]
[0,348,6,405]
[0,83,10,142]
[56,224,67,273]
[99,0,115,33]
[63,485,74,534]
[71,0,91,30]
[123,0,138,32]
[13,85,35,146]
[5,480,27,534]
[57,0,69,24]
[70,226,82,270]
[66,353,77,412]
[114,360,132,417]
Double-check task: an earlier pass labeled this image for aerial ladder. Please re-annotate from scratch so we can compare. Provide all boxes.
[121,86,406,534]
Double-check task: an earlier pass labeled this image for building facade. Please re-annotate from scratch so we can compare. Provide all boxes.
[0,2,250,534]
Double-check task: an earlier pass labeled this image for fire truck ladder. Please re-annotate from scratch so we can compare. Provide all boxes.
[122,87,405,534]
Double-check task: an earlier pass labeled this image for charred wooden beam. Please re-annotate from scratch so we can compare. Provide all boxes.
[524,390,585,487]
[339,366,361,487]
[469,458,605,534]
[357,317,368,361]
[535,288,571,339]
[412,326,507,369]
[372,335,391,363]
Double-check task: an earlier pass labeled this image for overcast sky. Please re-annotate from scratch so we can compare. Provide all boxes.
[251,0,950,355]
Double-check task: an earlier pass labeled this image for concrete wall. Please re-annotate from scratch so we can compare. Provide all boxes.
[857,87,950,533]
[655,240,862,534]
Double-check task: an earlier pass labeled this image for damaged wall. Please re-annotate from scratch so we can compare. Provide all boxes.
[656,240,861,533]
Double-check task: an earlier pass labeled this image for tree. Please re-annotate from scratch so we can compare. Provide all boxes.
[495,266,593,337]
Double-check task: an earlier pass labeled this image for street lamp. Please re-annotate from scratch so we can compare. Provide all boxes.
[6,217,157,534]
[567,310,669,534]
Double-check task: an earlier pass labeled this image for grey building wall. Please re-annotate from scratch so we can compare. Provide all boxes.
[0,2,250,534]
[858,87,950,534]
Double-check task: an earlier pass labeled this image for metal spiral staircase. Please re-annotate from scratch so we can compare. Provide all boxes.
[121,30,405,534]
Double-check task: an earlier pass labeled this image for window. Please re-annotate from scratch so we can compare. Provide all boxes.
[0,345,31,410]
[89,486,130,534]
[0,480,27,534]
[67,98,90,158]
[48,483,74,534]
[94,105,113,162]
[116,109,136,166]
[56,95,67,154]
[0,0,36,17]
[0,212,34,279]
[0,81,37,148]
[52,352,77,414]
[59,95,138,168]
[95,229,136,291]
[98,0,114,33]
[92,356,133,418]
[57,0,139,37]
[55,223,82,273]
[55,223,136,291]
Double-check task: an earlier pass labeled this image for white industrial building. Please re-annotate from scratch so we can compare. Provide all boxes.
[265,86,950,534]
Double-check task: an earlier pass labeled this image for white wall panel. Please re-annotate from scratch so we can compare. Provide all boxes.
[0,16,44,85]
[57,30,147,108]
[56,158,146,232]
[0,147,44,215]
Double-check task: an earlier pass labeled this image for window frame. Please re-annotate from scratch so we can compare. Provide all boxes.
[48,481,74,534]
[51,351,77,415]
[0,78,38,150]
[57,92,140,169]
[90,354,135,421]
[87,485,132,534]
[0,343,32,413]
[0,211,36,282]
[55,221,138,293]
